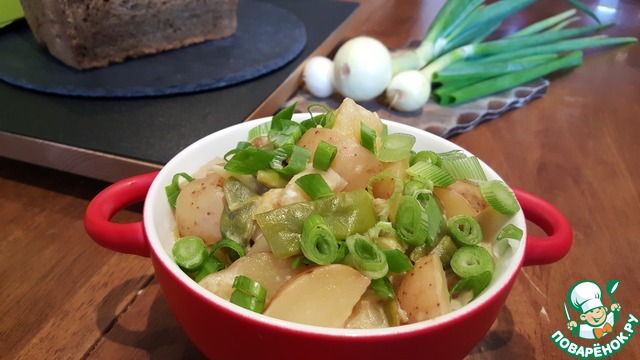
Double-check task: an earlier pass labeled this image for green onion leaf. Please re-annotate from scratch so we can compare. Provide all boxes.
[223,141,252,162]
[497,224,524,241]
[451,271,492,299]
[224,146,275,175]
[403,179,429,196]
[410,150,441,167]
[384,249,414,273]
[269,120,304,148]
[407,161,455,187]
[432,235,458,269]
[480,180,521,215]
[395,196,430,247]
[194,256,225,282]
[295,173,333,200]
[270,103,296,129]
[377,133,416,162]
[442,156,487,182]
[313,141,338,171]
[270,144,311,175]
[210,238,246,262]
[346,234,389,279]
[360,122,377,154]
[371,277,395,300]
[247,122,271,141]
[172,236,209,272]
[450,245,494,298]
[301,214,339,265]
[165,172,195,209]
[447,215,483,246]
[230,275,267,313]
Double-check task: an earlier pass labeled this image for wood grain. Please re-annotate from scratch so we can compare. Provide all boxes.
[1,0,639,359]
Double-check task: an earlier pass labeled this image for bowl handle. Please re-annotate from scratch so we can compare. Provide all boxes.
[513,188,573,266]
[84,171,159,257]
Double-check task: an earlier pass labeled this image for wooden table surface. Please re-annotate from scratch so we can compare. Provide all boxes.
[2,0,639,359]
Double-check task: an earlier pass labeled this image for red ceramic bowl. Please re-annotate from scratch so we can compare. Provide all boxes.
[85,116,572,360]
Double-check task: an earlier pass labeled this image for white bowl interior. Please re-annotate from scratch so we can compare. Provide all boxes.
[144,114,526,336]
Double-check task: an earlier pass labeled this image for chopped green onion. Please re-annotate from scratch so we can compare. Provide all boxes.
[269,120,304,148]
[395,195,429,246]
[421,193,446,247]
[301,214,339,265]
[223,141,252,162]
[360,122,377,154]
[432,235,458,269]
[407,161,455,187]
[230,275,267,313]
[346,234,388,279]
[367,171,402,200]
[210,238,246,262]
[447,215,483,246]
[497,224,524,241]
[480,180,521,215]
[165,172,195,209]
[194,256,225,282]
[313,141,338,171]
[384,249,414,273]
[223,177,258,212]
[371,277,395,299]
[247,121,271,141]
[410,150,441,167]
[450,245,494,298]
[256,169,289,188]
[377,133,416,162]
[224,146,275,175]
[270,144,311,175]
[270,103,296,128]
[403,179,428,196]
[295,173,334,200]
[172,236,208,272]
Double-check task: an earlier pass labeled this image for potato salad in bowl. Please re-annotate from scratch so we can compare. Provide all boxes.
[166,98,523,329]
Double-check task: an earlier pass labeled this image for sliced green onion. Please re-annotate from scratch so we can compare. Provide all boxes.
[480,180,521,215]
[403,179,428,196]
[247,121,271,141]
[410,150,441,167]
[407,161,455,187]
[172,236,208,272]
[360,122,377,154]
[450,245,494,298]
[395,195,429,246]
[313,141,338,171]
[295,173,334,200]
[422,193,446,247]
[270,144,311,175]
[224,146,275,175]
[270,103,296,128]
[301,214,339,265]
[165,172,195,209]
[497,224,524,241]
[346,234,389,279]
[223,141,252,162]
[367,171,402,200]
[384,249,414,273]
[223,177,258,212]
[210,238,246,262]
[432,235,458,269]
[377,133,416,162]
[194,256,225,282]
[269,120,304,148]
[371,277,395,299]
[447,215,483,246]
[230,275,267,313]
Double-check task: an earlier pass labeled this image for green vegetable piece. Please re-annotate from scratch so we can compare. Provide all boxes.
[220,201,257,245]
[360,122,377,154]
[371,277,395,300]
[224,146,275,175]
[395,195,429,247]
[230,275,267,313]
[256,169,289,189]
[451,271,493,299]
[346,234,389,279]
[165,172,194,209]
[450,245,494,298]
[497,224,524,241]
[301,214,339,265]
[384,249,414,273]
[480,180,521,215]
[194,256,225,282]
[172,236,208,272]
[223,177,258,212]
[432,235,458,269]
[295,173,333,200]
[255,189,377,258]
[313,140,338,171]
[447,215,483,246]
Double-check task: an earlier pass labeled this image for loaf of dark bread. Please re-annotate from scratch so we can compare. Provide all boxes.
[19,0,238,69]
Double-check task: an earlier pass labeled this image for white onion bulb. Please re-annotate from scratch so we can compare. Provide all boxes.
[302,56,335,98]
[385,70,431,112]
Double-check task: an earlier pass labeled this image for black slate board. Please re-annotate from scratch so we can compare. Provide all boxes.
[0,0,306,97]
[0,0,358,165]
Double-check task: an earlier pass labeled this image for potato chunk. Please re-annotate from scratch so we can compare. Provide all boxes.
[397,253,452,323]
[333,97,384,150]
[264,264,370,327]
[199,252,301,303]
[175,174,225,245]
[434,180,487,218]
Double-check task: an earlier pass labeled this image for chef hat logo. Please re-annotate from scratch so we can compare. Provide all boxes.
[569,280,604,313]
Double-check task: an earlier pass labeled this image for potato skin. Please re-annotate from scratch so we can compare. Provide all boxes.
[175,174,225,245]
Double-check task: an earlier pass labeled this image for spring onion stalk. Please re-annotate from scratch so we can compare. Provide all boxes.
[211,238,246,261]
[447,215,483,246]
[165,172,194,209]
[565,0,601,23]
[223,177,258,212]
[395,196,430,246]
[346,234,389,279]
[480,180,521,215]
[371,277,395,299]
[410,150,441,167]
[230,275,267,313]
[406,161,455,187]
[432,235,458,269]
[247,122,271,141]
[360,122,377,154]
[434,51,583,106]
[507,9,577,38]
[194,256,225,282]
[295,173,333,200]
[172,236,209,272]
[440,156,487,181]
[450,245,494,298]
[550,17,581,32]
[384,249,414,273]
[403,179,428,196]
[224,146,275,175]
[270,144,311,175]
[377,132,416,162]
[300,214,339,265]
[313,141,337,171]
[433,54,560,83]
[497,224,524,241]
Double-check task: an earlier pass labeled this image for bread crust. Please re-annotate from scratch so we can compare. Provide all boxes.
[19,0,238,69]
